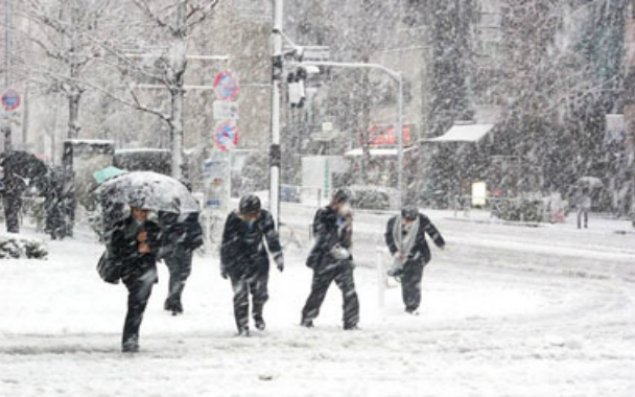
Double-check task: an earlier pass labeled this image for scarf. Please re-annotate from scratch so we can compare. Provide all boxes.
[391,214,420,271]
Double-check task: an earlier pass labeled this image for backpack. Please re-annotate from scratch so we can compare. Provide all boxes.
[97,250,122,284]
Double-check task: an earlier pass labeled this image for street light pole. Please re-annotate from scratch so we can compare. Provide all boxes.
[296,60,405,208]
[2,0,12,152]
[396,73,404,208]
[270,0,283,226]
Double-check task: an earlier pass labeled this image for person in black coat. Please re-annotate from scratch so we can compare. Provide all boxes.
[385,207,445,314]
[107,204,161,352]
[220,195,284,336]
[159,211,204,315]
[44,167,66,240]
[301,189,360,330]
[0,163,25,234]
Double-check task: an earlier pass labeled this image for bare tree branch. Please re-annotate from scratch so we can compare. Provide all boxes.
[29,66,171,123]
[131,0,177,35]
[83,34,168,82]
[184,0,219,30]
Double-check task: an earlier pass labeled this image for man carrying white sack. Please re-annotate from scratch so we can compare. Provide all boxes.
[384,207,445,315]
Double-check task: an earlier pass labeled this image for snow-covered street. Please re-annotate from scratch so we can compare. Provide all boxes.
[1,209,634,396]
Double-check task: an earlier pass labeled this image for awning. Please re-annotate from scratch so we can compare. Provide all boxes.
[344,146,417,157]
[425,123,494,143]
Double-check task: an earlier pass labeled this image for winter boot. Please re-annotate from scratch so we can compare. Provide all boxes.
[238,327,250,337]
[254,315,266,331]
[300,319,314,328]
[122,336,139,353]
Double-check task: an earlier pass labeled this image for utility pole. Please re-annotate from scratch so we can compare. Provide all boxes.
[2,0,12,152]
[270,0,283,226]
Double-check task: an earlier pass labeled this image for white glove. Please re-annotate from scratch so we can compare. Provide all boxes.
[330,245,350,260]
[274,253,284,272]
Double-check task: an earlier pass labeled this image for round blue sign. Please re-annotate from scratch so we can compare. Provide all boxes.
[214,121,239,152]
[2,89,20,111]
[213,71,239,101]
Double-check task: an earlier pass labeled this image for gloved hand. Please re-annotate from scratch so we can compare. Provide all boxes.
[221,269,228,280]
[274,253,284,272]
[330,245,350,260]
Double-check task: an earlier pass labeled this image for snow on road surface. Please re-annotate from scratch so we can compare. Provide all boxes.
[1,210,634,396]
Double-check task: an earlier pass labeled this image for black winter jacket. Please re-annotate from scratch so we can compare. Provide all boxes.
[108,217,162,281]
[220,209,282,276]
[306,206,352,269]
[384,213,445,265]
[160,212,204,256]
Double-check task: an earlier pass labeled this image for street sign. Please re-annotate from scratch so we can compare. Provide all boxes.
[1,89,20,111]
[203,154,230,210]
[213,121,239,152]
[213,70,239,101]
[213,101,239,120]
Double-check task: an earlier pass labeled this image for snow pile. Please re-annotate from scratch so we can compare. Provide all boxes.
[0,234,48,259]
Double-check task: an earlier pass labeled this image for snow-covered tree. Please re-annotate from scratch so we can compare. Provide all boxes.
[19,0,118,140]
[107,0,219,179]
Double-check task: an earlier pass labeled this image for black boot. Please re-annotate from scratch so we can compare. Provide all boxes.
[122,335,139,353]
[254,315,266,331]
[238,327,250,337]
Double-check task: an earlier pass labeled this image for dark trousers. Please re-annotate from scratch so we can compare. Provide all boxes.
[301,261,359,328]
[577,208,589,229]
[229,270,269,331]
[3,194,21,233]
[164,247,193,307]
[401,260,424,312]
[122,266,157,345]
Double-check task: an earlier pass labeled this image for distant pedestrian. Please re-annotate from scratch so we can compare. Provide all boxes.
[108,203,161,353]
[44,167,66,240]
[384,207,445,315]
[576,188,591,229]
[159,211,204,315]
[301,189,360,330]
[1,164,25,234]
[220,195,284,336]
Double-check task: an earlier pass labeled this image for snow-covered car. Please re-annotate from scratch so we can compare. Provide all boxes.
[348,185,399,211]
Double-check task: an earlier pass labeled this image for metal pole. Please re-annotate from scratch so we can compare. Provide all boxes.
[3,0,8,89]
[2,0,11,151]
[397,74,404,208]
[270,0,283,227]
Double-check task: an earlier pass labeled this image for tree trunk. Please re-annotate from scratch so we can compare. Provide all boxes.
[359,56,372,184]
[67,3,81,140]
[68,92,81,139]
[169,2,188,180]
[170,87,184,179]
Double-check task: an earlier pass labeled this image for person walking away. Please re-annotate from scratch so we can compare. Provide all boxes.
[107,203,161,352]
[44,167,66,239]
[301,189,360,330]
[384,207,445,315]
[577,187,591,229]
[1,161,25,233]
[220,195,284,336]
[159,211,204,315]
